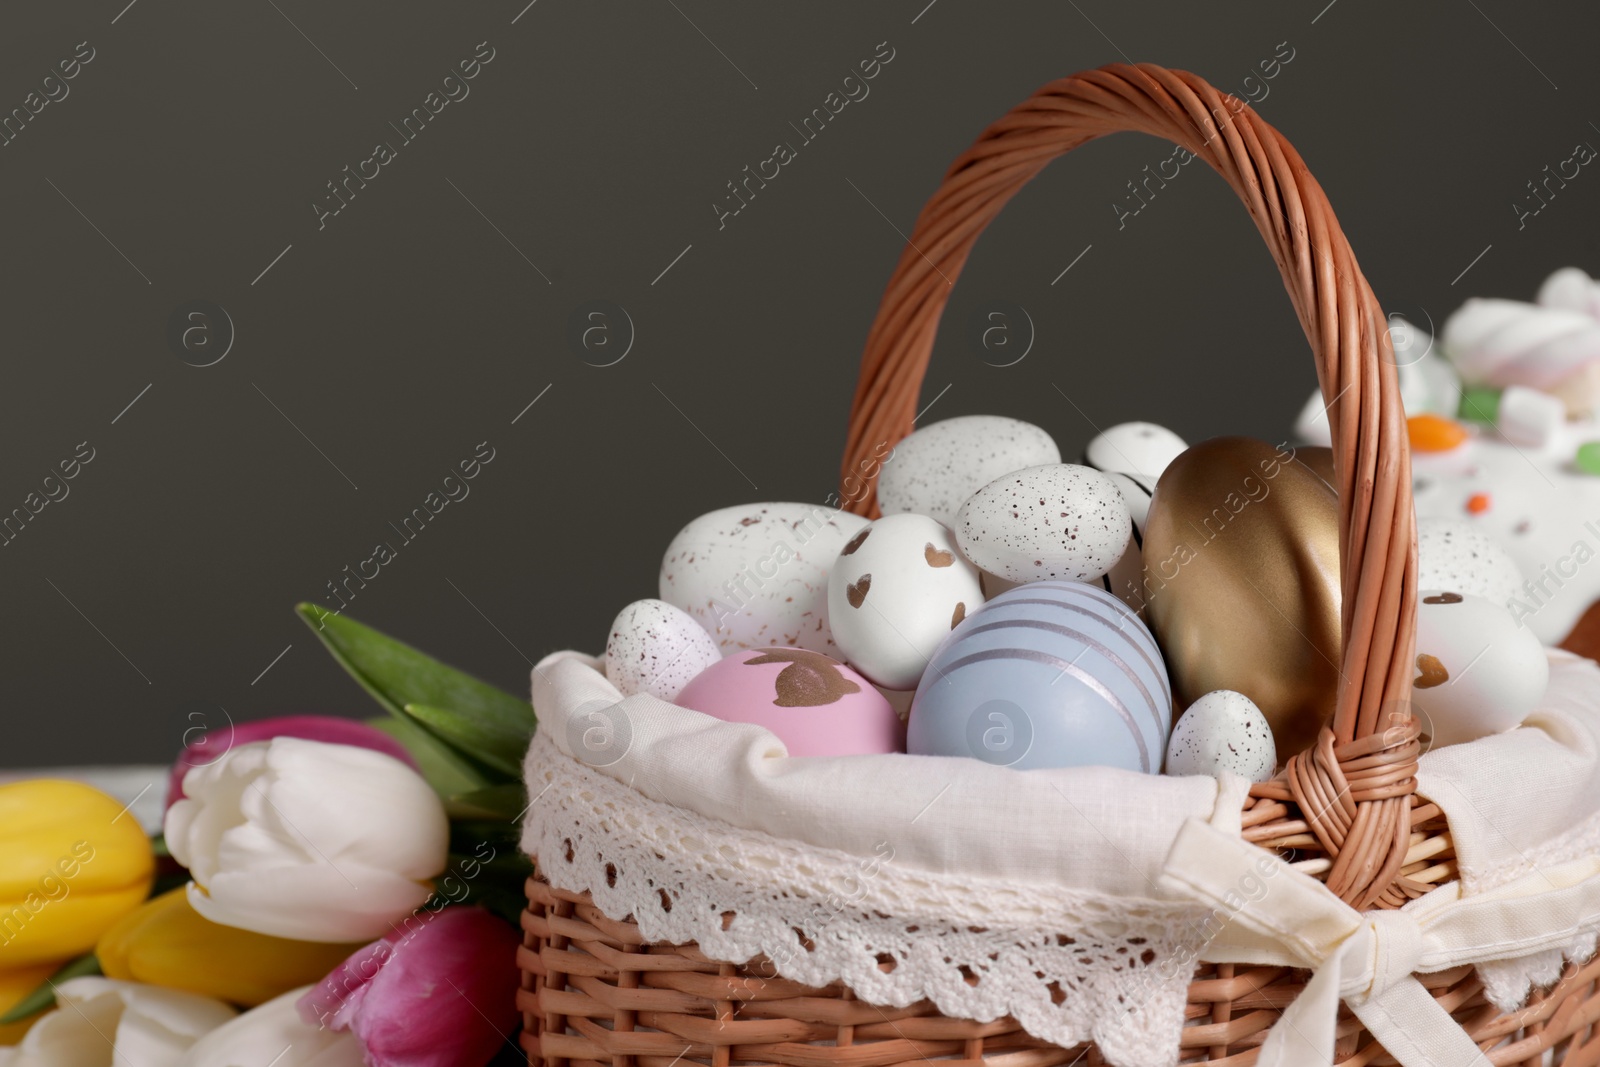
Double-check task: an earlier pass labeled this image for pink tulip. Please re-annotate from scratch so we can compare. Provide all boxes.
[166,715,419,808]
[297,906,521,1067]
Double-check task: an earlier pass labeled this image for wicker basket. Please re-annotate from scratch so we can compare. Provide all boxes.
[520,63,1600,1065]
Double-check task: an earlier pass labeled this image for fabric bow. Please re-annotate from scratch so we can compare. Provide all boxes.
[1160,819,1600,1067]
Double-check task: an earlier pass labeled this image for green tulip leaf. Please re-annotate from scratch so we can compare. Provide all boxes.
[296,605,537,783]
[444,784,529,823]
[402,704,525,779]
[0,954,101,1024]
[367,716,496,799]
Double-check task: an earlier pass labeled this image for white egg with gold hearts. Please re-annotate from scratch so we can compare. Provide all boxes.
[1411,589,1548,749]
[827,513,984,691]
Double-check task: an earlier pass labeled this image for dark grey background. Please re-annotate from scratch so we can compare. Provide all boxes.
[5,0,1597,767]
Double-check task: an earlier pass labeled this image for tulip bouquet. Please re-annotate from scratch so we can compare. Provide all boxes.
[0,606,537,1067]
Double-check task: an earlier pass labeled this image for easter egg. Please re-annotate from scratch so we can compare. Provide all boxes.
[1141,437,1340,760]
[827,514,985,691]
[1416,518,1523,607]
[908,581,1172,772]
[676,648,903,756]
[1083,422,1187,481]
[659,503,868,659]
[1164,690,1276,783]
[954,464,1132,584]
[604,599,721,702]
[1412,590,1548,749]
[1295,446,1337,491]
[876,416,1060,526]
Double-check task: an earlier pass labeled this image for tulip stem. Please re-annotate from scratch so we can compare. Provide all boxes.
[0,954,101,1024]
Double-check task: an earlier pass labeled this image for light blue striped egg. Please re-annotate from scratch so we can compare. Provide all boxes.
[907,581,1172,772]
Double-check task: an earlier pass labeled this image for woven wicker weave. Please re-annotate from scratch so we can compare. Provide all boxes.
[839,61,1418,912]
[520,872,1600,1065]
[521,63,1600,1065]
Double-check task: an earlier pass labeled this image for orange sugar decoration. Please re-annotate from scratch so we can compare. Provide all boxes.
[1407,413,1469,453]
[1466,492,1492,515]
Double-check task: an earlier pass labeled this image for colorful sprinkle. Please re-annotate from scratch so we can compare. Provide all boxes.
[1408,414,1469,453]
[1458,386,1503,424]
[1465,492,1492,515]
[1576,441,1600,476]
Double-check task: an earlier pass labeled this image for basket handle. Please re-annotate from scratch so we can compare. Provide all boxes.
[839,63,1420,909]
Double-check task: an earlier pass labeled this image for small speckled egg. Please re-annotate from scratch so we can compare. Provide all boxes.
[1164,690,1276,782]
[1099,471,1156,615]
[604,599,722,702]
[1412,589,1548,749]
[659,502,868,659]
[877,416,1061,526]
[1083,422,1188,481]
[908,581,1172,772]
[827,513,985,691]
[1417,518,1523,607]
[676,647,903,756]
[954,464,1132,584]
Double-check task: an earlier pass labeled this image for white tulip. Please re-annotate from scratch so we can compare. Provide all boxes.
[0,976,235,1067]
[164,737,449,943]
[179,986,364,1067]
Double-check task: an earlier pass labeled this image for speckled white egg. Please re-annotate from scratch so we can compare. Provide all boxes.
[1164,690,1276,782]
[877,416,1060,526]
[1417,518,1523,608]
[1083,422,1188,481]
[1100,471,1156,615]
[955,464,1132,584]
[604,599,722,701]
[659,502,868,658]
[1412,589,1548,749]
[827,514,985,691]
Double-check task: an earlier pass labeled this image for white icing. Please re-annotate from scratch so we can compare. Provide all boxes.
[1411,420,1600,644]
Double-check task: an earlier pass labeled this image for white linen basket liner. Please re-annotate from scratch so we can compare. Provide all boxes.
[522,648,1600,1066]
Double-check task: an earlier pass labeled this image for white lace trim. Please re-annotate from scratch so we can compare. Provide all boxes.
[522,732,1210,1067]
[523,730,1600,1063]
[1469,807,1600,1011]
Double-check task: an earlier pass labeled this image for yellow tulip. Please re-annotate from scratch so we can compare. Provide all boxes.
[0,961,60,1045]
[97,888,363,1007]
[0,780,153,967]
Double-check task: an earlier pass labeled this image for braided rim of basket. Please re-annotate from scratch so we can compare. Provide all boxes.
[839,63,1421,910]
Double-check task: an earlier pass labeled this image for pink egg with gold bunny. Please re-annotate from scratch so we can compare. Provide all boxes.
[675,647,904,757]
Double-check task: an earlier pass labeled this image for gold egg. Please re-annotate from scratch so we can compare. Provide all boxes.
[1139,437,1341,761]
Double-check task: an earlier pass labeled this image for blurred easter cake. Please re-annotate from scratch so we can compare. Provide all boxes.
[1297,266,1600,661]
